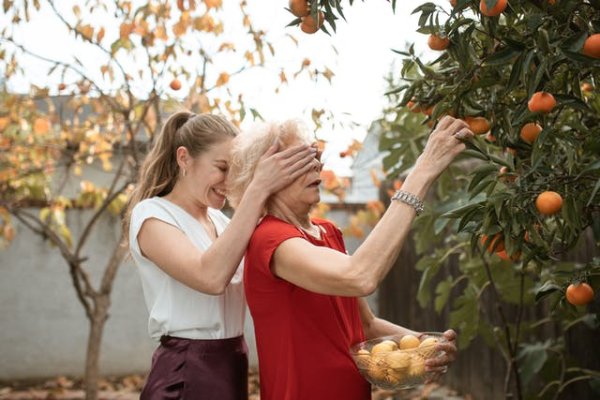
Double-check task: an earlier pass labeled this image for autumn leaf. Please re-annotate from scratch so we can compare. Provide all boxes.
[33,117,51,135]
[194,14,216,32]
[0,116,10,131]
[205,0,223,9]
[218,42,235,52]
[322,67,334,83]
[155,26,168,41]
[78,24,94,41]
[119,22,135,39]
[216,72,229,87]
[96,27,105,43]
[279,70,287,84]
[244,50,255,65]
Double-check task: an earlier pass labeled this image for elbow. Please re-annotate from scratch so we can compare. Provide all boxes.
[191,278,227,296]
[356,278,378,297]
[344,260,378,296]
[345,269,378,296]
[204,285,226,296]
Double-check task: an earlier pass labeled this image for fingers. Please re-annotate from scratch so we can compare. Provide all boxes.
[443,329,457,341]
[436,115,455,131]
[453,127,473,141]
[274,143,314,160]
[261,141,280,159]
[286,158,321,182]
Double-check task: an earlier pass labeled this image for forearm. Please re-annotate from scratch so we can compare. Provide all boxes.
[200,183,267,292]
[350,166,437,291]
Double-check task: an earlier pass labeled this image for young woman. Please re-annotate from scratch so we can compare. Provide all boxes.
[124,111,317,399]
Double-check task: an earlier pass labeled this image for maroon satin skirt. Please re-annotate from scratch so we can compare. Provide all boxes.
[140,335,249,400]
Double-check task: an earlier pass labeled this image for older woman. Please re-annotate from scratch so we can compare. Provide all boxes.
[227,117,472,400]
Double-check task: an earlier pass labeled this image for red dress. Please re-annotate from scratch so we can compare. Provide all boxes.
[244,215,371,400]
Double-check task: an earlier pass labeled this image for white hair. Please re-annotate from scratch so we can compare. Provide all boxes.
[227,119,313,210]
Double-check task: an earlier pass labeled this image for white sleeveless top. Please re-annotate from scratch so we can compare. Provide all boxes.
[129,196,245,341]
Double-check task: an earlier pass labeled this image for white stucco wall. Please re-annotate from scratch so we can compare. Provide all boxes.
[0,205,375,380]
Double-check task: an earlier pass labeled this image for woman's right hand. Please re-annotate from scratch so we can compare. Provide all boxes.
[251,142,318,195]
[414,116,474,179]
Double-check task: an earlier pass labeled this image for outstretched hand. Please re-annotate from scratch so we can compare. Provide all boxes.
[415,116,474,179]
[424,329,457,383]
[252,142,318,195]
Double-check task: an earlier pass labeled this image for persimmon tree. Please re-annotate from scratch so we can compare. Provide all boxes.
[299,0,600,398]
[0,1,334,398]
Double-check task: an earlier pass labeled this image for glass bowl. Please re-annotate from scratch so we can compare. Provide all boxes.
[349,332,448,390]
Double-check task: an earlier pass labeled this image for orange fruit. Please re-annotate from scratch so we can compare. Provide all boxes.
[566,283,594,306]
[289,0,310,18]
[535,191,563,215]
[58,83,66,91]
[422,105,434,116]
[428,34,450,51]
[480,0,507,17]
[450,0,458,7]
[170,78,182,91]
[582,34,600,59]
[581,83,593,92]
[520,122,542,144]
[406,100,421,113]
[300,11,324,34]
[465,116,490,135]
[486,132,496,142]
[399,335,420,350]
[481,234,505,253]
[496,250,521,262]
[528,92,556,113]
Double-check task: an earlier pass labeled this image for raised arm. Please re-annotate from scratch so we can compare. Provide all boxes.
[137,144,317,294]
[272,116,473,297]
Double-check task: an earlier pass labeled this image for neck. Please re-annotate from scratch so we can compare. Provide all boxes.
[268,199,312,229]
[163,182,208,220]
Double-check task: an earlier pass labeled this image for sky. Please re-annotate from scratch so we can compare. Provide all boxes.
[3,0,448,175]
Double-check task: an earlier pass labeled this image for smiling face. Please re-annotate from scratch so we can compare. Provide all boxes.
[180,138,233,210]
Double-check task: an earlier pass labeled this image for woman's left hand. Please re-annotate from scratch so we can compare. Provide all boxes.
[424,329,457,382]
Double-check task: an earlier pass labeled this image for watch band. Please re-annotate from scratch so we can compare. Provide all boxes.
[391,189,424,216]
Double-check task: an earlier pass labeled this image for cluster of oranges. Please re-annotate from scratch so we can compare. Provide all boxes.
[289,0,323,34]
[352,334,442,389]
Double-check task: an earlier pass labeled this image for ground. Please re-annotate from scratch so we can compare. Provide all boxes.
[0,369,468,399]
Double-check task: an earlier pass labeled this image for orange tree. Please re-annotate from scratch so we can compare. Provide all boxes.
[0,1,332,398]
[381,0,600,398]
[300,0,600,398]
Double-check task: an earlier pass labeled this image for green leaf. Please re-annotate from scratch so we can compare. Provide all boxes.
[535,281,561,302]
[518,341,550,387]
[587,178,600,207]
[434,278,453,313]
[417,266,433,308]
[483,47,521,67]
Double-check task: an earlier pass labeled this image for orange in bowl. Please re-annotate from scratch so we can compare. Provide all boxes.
[349,332,447,390]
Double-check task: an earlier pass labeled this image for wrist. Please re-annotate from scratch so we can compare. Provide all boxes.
[243,181,270,206]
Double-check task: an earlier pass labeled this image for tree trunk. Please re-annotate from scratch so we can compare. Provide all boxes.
[84,294,110,400]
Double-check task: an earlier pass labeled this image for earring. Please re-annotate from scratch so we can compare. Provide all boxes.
[182,169,187,177]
